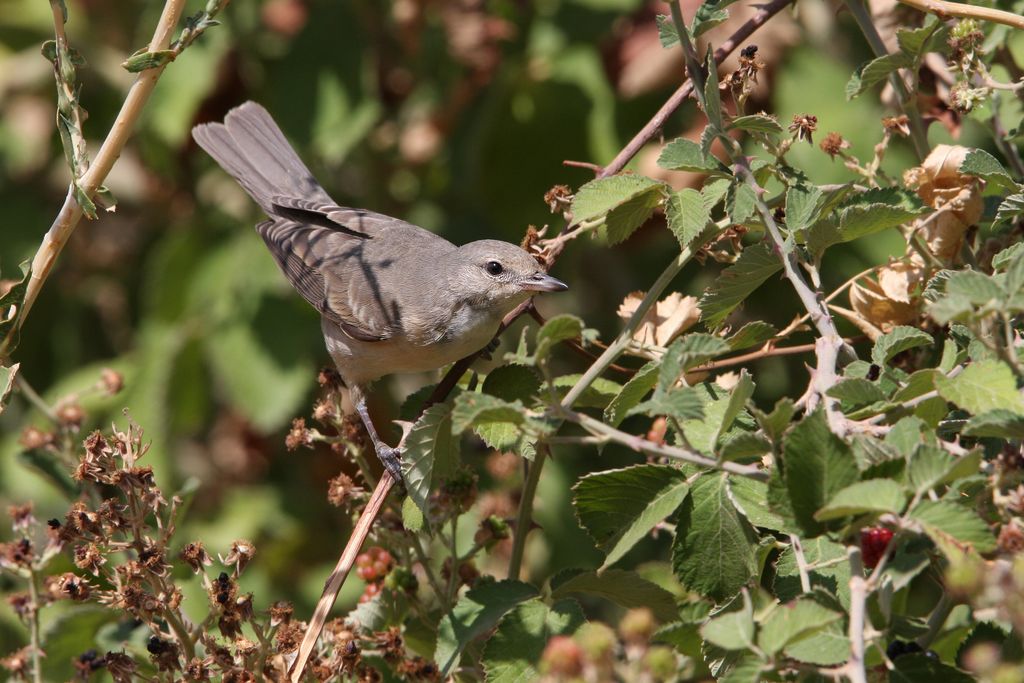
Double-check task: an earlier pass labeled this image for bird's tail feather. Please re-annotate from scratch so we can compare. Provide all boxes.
[192,101,332,211]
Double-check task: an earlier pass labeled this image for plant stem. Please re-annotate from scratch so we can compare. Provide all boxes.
[898,0,1024,30]
[508,442,549,580]
[28,567,42,683]
[846,545,869,683]
[446,515,460,602]
[843,0,929,161]
[790,535,813,593]
[409,533,447,604]
[15,375,58,422]
[4,0,188,357]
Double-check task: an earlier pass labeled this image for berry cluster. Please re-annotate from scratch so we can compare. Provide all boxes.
[860,527,894,569]
[356,547,393,603]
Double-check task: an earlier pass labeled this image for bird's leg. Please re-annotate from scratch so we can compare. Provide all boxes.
[480,336,500,361]
[354,398,404,483]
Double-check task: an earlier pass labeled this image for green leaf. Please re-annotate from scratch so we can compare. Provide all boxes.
[452,393,525,434]
[349,589,407,632]
[574,464,690,570]
[729,113,783,136]
[482,364,541,403]
[814,479,906,520]
[713,370,755,446]
[482,598,586,683]
[672,473,759,601]
[783,623,850,665]
[602,188,665,244]
[699,244,782,328]
[122,48,176,72]
[435,580,539,676]
[40,606,120,680]
[752,397,795,443]
[945,270,1004,305]
[701,603,755,650]
[0,261,31,354]
[907,445,982,493]
[551,569,678,622]
[552,374,621,410]
[535,314,584,362]
[702,48,723,126]
[960,148,1018,193]
[994,192,1024,225]
[402,403,460,516]
[656,14,679,47]
[935,360,1024,415]
[657,138,726,173]
[726,321,777,351]
[807,188,924,257]
[827,378,887,408]
[963,409,1024,438]
[891,654,975,682]
[627,386,705,422]
[910,500,996,554]
[730,477,787,531]
[666,188,711,248]
[604,361,659,427]
[846,52,914,99]
[757,597,843,655]
[993,242,1024,271]
[573,176,665,244]
[786,183,824,233]
[660,334,732,389]
[726,182,757,224]
[895,21,947,57]
[0,362,18,413]
[779,410,859,536]
[401,495,424,532]
[872,326,934,365]
[691,0,740,36]
[719,431,771,462]
[774,538,851,609]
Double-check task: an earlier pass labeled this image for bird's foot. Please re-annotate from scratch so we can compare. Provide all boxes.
[480,336,501,361]
[375,444,405,485]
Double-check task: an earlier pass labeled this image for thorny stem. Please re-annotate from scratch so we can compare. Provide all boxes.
[508,442,549,580]
[842,0,930,161]
[846,546,870,683]
[3,0,189,358]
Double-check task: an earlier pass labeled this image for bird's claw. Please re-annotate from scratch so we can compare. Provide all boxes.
[376,445,405,485]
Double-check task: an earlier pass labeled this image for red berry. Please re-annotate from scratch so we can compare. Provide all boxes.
[373,560,388,576]
[377,550,392,566]
[860,527,894,569]
[356,553,370,567]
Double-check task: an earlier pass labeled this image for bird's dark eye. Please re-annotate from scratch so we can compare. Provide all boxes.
[485,261,503,276]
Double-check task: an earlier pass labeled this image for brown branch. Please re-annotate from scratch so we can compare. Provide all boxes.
[597,0,795,179]
[290,472,396,682]
[898,0,1024,30]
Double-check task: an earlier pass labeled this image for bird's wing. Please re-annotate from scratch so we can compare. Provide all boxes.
[256,217,394,342]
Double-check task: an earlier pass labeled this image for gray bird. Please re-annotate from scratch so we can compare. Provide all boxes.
[192,102,567,481]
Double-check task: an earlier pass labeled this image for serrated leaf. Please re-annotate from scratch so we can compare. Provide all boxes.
[910,500,996,554]
[907,445,982,493]
[713,370,755,445]
[757,597,842,655]
[702,48,723,126]
[666,188,711,248]
[752,397,795,443]
[572,175,664,223]
[992,242,1024,271]
[786,183,824,233]
[783,623,850,665]
[672,472,759,601]
[872,326,934,365]
[827,378,887,408]
[895,20,947,57]
[963,409,1024,438]
[891,654,974,683]
[701,602,754,650]
[729,113,783,136]
[935,359,1024,415]
[814,479,906,521]
[602,188,664,244]
[779,410,859,536]
[846,52,914,99]
[535,313,584,362]
[691,0,740,36]
[435,580,538,676]
[401,495,423,532]
[482,364,541,403]
[482,599,585,683]
[656,14,678,47]
[573,464,690,570]
[604,361,659,427]
[349,589,407,632]
[402,403,460,516]
[960,148,1018,193]
[699,244,782,328]
[660,334,732,389]
[452,393,525,434]
[774,538,851,609]
[727,182,757,224]
[719,431,771,462]
[807,188,924,257]
[726,321,776,351]
[551,569,678,622]
[945,269,1003,305]
[627,386,705,421]
[657,137,725,173]
[552,374,621,410]
[994,193,1024,225]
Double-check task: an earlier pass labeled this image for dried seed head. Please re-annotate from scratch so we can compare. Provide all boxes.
[104,651,137,683]
[327,472,363,507]
[74,543,106,575]
[276,621,305,654]
[373,627,405,661]
[147,636,181,672]
[100,367,124,395]
[220,539,256,574]
[7,503,34,533]
[180,541,213,574]
[317,367,343,391]
[18,426,53,450]
[269,600,294,627]
[313,398,337,423]
[788,113,818,144]
[0,538,34,569]
[285,417,313,451]
[544,184,572,213]
[6,593,31,622]
[56,401,86,428]
[882,115,911,138]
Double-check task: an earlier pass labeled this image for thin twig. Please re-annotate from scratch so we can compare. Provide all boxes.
[790,535,813,593]
[508,442,549,580]
[4,0,189,356]
[846,545,869,683]
[898,0,1024,30]
[28,567,42,683]
[289,473,396,682]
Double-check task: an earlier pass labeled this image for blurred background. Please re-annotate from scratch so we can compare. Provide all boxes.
[0,0,1010,669]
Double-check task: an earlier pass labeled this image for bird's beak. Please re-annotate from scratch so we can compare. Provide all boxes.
[521,272,569,292]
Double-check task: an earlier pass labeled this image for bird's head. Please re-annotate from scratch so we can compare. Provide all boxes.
[448,240,567,313]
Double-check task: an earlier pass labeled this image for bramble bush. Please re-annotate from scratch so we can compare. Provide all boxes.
[2,0,1024,681]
